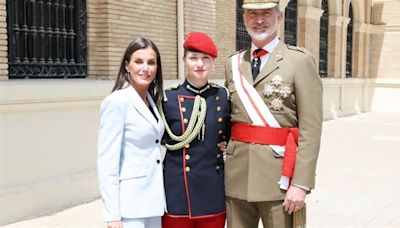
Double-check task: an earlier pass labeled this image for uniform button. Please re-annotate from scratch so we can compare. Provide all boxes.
[184,143,190,149]
[217,154,221,158]
[180,97,185,102]
[155,139,159,143]
[216,96,220,101]
[185,154,191,160]
[216,166,220,170]
[181,107,187,112]
[217,106,221,112]
[183,118,188,124]
[156,159,160,164]
[218,130,223,134]
[185,166,191,172]
[218,117,223,123]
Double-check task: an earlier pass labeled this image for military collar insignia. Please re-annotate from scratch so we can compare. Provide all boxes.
[185,81,211,94]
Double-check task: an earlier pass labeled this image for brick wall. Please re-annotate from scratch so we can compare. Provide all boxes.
[368,0,400,78]
[183,0,236,79]
[0,0,7,80]
[297,6,323,72]
[87,0,178,80]
[215,0,236,79]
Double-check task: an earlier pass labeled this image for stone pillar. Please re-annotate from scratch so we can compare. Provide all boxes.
[352,22,368,78]
[297,5,324,67]
[363,24,372,78]
[278,0,289,40]
[0,0,8,80]
[340,16,351,79]
[327,15,348,78]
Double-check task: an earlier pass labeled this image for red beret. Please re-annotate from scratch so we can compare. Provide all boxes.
[183,32,218,58]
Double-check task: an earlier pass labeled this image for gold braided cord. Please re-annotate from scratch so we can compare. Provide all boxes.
[164,97,206,151]
[159,95,202,141]
[159,95,207,151]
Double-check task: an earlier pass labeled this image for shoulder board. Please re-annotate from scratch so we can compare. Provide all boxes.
[209,82,229,99]
[164,83,180,90]
[163,83,180,102]
[209,82,222,88]
[287,45,307,53]
[229,49,245,58]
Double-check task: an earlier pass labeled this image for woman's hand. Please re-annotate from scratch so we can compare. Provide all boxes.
[217,141,227,156]
[107,220,123,228]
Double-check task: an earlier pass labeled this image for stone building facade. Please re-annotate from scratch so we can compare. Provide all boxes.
[1,0,399,225]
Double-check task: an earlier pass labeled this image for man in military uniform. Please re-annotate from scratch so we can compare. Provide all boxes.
[160,32,230,228]
[224,0,323,227]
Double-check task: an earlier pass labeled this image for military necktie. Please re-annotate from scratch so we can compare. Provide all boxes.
[251,49,268,79]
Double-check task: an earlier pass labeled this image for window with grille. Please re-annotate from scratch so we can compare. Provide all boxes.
[346,3,353,78]
[319,0,329,78]
[236,0,251,51]
[284,0,297,46]
[7,0,87,79]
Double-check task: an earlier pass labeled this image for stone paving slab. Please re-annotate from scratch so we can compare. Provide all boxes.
[3,112,400,228]
[307,112,400,228]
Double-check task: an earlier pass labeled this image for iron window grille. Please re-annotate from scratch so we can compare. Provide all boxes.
[236,0,251,51]
[284,0,297,46]
[345,3,353,78]
[319,0,329,78]
[7,0,87,79]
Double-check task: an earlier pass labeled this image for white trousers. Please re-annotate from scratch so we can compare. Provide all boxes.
[122,216,161,228]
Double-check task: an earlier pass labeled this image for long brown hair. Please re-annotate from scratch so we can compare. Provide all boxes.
[112,37,164,104]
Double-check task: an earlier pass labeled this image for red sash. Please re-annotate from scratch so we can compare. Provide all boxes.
[231,122,298,177]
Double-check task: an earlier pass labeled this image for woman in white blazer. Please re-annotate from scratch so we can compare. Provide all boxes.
[97,38,165,228]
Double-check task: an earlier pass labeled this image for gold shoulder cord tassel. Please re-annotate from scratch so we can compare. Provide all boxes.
[159,95,207,151]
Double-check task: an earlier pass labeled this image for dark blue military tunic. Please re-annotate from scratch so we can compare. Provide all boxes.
[162,79,230,217]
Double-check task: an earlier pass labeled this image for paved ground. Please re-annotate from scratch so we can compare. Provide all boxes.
[2,111,400,228]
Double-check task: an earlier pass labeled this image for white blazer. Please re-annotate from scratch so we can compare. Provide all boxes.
[97,85,165,222]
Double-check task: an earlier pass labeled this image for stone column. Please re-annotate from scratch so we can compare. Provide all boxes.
[0,0,8,80]
[340,16,351,79]
[327,15,348,78]
[352,22,369,78]
[297,5,324,68]
[278,0,289,39]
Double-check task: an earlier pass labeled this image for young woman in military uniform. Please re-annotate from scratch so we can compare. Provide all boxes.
[159,32,230,228]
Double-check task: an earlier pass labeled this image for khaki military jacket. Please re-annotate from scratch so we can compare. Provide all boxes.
[224,40,323,202]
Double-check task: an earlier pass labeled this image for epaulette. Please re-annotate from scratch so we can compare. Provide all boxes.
[209,82,222,88]
[209,82,229,99]
[164,83,180,90]
[228,49,245,58]
[287,45,307,53]
[163,83,181,102]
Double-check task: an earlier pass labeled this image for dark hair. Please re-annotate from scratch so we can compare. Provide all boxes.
[183,48,201,58]
[112,37,164,104]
